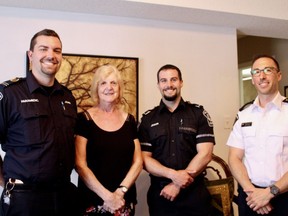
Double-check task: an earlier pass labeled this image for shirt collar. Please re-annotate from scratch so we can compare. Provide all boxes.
[158,97,186,113]
[26,71,63,94]
[253,92,284,110]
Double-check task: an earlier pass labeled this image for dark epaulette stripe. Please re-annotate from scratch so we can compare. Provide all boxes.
[239,100,254,111]
[0,77,23,88]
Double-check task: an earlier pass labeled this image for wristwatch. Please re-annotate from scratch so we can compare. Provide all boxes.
[269,184,280,197]
[118,185,128,194]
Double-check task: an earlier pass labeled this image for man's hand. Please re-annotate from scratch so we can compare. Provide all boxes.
[103,191,125,214]
[245,188,273,213]
[160,183,181,201]
[170,170,194,188]
[255,204,273,215]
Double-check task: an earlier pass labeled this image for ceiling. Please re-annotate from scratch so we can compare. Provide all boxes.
[1,0,288,39]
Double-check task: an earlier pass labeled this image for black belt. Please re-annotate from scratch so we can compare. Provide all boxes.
[5,178,70,192]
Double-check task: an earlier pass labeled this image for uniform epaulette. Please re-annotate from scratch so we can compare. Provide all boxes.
[283,98,288,103]
[239,100,254,111]
[0,77,24,90]
[186,101,203,109]
[142,109,153,116]
[142,106,159,116]
[61,84,71,92]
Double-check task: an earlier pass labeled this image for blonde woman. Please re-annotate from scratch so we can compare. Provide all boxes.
[75,64,142,216]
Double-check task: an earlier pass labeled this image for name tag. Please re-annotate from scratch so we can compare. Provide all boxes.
[241,122,252,127]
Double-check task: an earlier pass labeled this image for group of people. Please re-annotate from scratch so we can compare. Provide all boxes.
[0,28,287,216]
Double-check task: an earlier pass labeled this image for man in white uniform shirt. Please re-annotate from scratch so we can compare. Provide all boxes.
[227,54,288,216]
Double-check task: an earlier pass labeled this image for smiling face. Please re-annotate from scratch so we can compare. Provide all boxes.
[98,73,120,105]
[251,57,281,98]
[28,35,62,82]
[157,68,183,102]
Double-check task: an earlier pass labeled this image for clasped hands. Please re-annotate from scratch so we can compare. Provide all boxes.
[160,169,195,201]
[103,188,126,214]
[245,187,273,215]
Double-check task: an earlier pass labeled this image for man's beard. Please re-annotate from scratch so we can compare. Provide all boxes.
[163,94,177,101]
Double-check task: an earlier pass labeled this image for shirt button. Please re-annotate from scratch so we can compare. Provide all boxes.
[172,153,175,157]
[171,140,175,143]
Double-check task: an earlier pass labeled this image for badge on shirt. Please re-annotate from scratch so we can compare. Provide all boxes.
[241,122,252,127]
[151,122,159,127]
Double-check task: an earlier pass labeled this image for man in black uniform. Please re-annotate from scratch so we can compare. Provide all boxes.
[138,64,215,216]
[0,29,79,216]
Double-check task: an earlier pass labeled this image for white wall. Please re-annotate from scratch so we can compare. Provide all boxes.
[129,0,288,20]
[0,6,239,215]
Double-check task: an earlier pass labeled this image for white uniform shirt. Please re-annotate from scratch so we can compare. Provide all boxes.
[227,92,288,187]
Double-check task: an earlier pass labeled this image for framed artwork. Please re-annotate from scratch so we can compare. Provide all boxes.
[27,53,139,121]
[285,86,288,97]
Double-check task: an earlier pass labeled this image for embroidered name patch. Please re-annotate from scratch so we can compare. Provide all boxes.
[21,99,39,103]
[179,127,197,133]
[151,122,159,127]
[241,122,252,127]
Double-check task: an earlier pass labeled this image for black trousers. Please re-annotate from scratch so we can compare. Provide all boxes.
[147,180,211,216]
[0,182,81,216]
[238,185,288,216]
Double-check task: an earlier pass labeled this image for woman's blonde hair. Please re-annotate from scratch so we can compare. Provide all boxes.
[90,64,125,109]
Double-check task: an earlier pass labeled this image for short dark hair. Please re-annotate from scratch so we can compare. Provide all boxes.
[157,64,182,83]
[29,29,62,51]
[251,54,280,71]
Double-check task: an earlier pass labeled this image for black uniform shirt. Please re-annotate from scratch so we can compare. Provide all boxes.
[0,72,77,184]
[138,98,215,171]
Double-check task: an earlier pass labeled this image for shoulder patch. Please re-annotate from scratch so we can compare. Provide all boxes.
[239,100,254,111]
[0,77,24,89]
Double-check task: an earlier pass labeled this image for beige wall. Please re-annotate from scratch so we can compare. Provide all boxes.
[0,6,239,215]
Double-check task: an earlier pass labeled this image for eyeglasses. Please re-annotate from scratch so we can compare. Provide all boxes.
[250,67,279,77]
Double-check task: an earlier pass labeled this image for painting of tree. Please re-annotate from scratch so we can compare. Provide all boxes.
[27,53,138,120]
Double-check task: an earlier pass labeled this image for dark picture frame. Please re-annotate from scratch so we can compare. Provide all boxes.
[26,53,139,121]
[285,86,288,97]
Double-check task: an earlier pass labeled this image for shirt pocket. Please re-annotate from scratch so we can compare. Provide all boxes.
[177,119,198,158]
[61,102,77,128]
[241,125,257,151]
[178,119,197,145]
[20,103,49,145]
[266,129,287,156]
[242,126,256,138]
[148,126,167,155]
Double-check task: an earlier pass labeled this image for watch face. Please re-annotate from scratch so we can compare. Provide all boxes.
[120,186,128,193]
[270,185,280,196]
